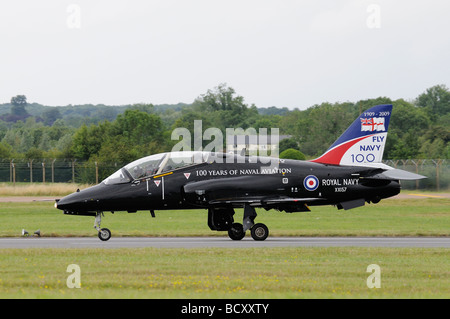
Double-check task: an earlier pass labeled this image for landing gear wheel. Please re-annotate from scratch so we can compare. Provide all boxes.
[228,223,245,240]
[251,223,269,241]
[98,228,111,241]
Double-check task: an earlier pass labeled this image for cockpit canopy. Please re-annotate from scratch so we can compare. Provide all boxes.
[103,151,210,185]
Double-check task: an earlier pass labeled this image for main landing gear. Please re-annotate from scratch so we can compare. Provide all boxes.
[228,223,269,241]
[94,212,111,241]
[208,204,269,241]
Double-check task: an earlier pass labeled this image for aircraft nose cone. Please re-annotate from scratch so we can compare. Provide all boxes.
[55,185,103,213]
[55,194,99,217]
[55,193,78,212]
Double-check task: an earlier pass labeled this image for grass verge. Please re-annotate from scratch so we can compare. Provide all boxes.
[0,247,448,298]
[0,183,89,197]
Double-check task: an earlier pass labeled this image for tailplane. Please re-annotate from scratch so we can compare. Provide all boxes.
[311,104,392,166]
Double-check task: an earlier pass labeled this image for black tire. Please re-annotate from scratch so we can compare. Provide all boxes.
[98,228,111,241]
[228,223,245,241]
[250,223,269,241]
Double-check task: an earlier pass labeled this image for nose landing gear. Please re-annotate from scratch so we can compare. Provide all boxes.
[98,228,112,241]
[94,212,111,241]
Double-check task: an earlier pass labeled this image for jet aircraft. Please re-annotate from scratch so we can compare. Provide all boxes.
[55,104,426,241]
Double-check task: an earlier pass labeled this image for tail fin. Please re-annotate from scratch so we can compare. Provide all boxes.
[311,104,392,166]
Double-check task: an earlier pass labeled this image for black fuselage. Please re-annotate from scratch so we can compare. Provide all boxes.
[56,156,400,215]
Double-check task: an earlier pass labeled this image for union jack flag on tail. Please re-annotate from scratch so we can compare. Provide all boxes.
[361,117,385,132]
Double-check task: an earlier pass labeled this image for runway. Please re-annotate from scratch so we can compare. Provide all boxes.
[0,236,449,249]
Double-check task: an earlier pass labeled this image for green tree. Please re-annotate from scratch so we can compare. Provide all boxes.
[279,148,306,160]
[42,108,62,126]
[25,147,44,160]
[192,83,259,130]
[114,109,163,146]
[0,142,12,158]
[416,84,450,120]
[71,123,111,160]
[295,102,358,157]
[279,138,298,153]
[198,84,245,112]
[389,99,430,134]
[70,109,166,163]
[384,99,430,159]
[10,95,29,117]
[11,95,27,106]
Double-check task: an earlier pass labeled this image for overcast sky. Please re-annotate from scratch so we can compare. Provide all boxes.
[0,0,449,109]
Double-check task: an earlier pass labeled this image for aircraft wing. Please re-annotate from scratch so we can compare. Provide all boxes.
[379,168,427,180]
[183,176,326,213]
[261,197,328,212]
[262,197,326,203]
[360,168,427,181]
[207,197,325,213]
[208,197,324,203]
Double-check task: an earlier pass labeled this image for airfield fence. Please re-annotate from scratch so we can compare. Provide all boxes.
[0,158,448,191]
